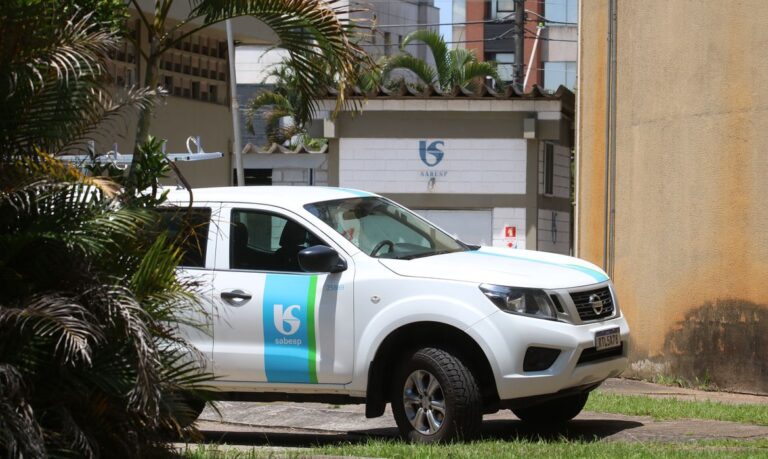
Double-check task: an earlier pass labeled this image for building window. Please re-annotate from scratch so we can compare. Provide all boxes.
[233,168,272,186]
[496,0,516,13]
[546,0,578,24]
[544,143,554,196]
[487,52,515,83]
[384,32,392,55]
[209,85,218,103]
[543,61,576,90]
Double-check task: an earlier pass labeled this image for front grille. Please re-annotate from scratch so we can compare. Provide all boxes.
[577,343,624,365]
[570,287,614,321]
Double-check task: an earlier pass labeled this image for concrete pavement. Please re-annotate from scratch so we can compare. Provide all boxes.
[192,378,768,448]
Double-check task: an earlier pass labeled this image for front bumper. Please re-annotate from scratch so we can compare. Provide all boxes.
[468,310,630,401]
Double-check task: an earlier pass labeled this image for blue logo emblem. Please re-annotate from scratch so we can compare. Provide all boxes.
[419,140,445,167]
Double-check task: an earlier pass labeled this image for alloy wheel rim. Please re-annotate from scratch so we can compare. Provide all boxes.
[402,369,446,434]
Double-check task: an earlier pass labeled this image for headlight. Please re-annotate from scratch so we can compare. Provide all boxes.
[479,284,557,320]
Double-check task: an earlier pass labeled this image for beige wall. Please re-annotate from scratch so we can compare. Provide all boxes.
[99,93,233,188]
[578,0,768,393]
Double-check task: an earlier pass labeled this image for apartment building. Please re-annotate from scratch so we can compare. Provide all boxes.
[455,0,577,92]
[105,1,274,187]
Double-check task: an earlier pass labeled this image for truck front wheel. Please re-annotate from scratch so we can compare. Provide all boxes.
[391,347,482,442]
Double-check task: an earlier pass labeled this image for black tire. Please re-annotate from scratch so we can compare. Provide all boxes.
[511,392,588,424]
[391,347,482,443]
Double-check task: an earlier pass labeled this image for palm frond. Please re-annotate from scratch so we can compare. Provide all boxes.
[0,364,45,458]
[0,295,101,365]
[401,29,450,86]
[189,0,371,124]
[0,9,159,158]
[246,91,295,135]
[383,54,437,87]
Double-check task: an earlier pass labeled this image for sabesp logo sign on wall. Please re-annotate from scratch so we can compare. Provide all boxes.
[419,140,444,166]
[419,140,448,178]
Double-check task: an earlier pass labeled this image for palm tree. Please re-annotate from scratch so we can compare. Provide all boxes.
[246,54,381,147]
[0,1,157,159]
[128,0,370,162]
[1,3,211,456]
[0,157,212,457]
[382,29,500,92]
[246,62,316,146]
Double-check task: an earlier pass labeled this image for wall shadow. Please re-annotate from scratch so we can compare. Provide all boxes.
[664,298,768,393]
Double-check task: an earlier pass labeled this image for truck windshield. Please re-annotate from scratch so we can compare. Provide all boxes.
[305,197,468,259]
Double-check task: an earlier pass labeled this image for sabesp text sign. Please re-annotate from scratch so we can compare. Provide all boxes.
[339,138,527,194]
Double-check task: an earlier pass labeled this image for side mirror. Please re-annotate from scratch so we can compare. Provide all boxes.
[298,245,347,273]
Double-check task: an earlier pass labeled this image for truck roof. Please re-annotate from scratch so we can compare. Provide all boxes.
[165,186,376,207]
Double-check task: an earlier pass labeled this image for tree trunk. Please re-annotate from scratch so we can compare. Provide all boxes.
[129,39,160,183]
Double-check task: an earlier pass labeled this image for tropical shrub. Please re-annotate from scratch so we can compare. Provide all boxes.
[0,2,210,457]
[382,29,501,92]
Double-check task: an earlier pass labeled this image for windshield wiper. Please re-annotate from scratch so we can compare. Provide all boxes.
[394,249,461,260]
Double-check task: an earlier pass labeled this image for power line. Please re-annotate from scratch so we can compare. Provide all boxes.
[357,34,575,47]
[375,18,502,28]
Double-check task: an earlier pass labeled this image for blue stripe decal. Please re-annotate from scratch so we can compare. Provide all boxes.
[468,250,609,283]
[263,274,314,383]
[337,188,371,197]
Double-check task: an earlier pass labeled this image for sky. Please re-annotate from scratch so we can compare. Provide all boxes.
[434,0,453,43]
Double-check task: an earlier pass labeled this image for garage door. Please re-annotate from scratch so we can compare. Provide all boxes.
[414,210,493,247]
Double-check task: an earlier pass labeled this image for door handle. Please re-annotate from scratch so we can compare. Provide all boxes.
[221,289,252,305]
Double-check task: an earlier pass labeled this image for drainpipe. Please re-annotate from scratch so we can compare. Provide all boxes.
[574,2,583,257]
[226,20,244,186]
[603,0,618,275]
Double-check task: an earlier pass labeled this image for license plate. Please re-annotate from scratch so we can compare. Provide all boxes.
[595,327,621,351]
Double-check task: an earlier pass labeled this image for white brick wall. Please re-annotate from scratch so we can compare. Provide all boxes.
[492,208,527,249]
[340,138,527,194]
[242,153,328,187]
[538,143,571,199]
[537,209,571,255]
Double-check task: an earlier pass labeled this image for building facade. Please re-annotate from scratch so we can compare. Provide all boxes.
[577,0,768,393]
[104,1,276,187]
[454,0,577,92]
[311,86,575,251]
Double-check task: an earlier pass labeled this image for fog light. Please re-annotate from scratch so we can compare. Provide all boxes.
[523,347,560,372]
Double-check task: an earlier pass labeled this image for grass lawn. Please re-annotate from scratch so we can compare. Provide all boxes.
[587,391,768,425]
[184,439,768,458]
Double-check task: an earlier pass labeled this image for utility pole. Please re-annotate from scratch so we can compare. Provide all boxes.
[513,0,525,92]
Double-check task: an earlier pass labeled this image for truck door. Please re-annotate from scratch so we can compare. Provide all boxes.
[159,204,219,372]
[211,204,354,385]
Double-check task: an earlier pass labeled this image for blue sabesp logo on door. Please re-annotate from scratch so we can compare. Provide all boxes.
[419,140,445,167]
[273,304,301,336]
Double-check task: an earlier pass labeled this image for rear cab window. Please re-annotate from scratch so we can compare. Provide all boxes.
[158,207,213,268]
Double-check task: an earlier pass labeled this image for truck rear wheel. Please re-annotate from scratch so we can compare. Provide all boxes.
[511,392,588,424]
[391,347,482,442]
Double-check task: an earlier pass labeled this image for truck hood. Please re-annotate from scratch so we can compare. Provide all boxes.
[378,247,609,290]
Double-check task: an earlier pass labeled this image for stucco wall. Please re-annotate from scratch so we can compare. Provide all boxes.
[100,95,233,188]
[578,0,768,393]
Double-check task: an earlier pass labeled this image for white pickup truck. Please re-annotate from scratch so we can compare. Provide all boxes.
[164,186,629,442]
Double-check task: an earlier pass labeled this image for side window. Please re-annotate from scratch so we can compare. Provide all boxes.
[544,143,555,196]
[158,208,212,268]
[230,209,324,272]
